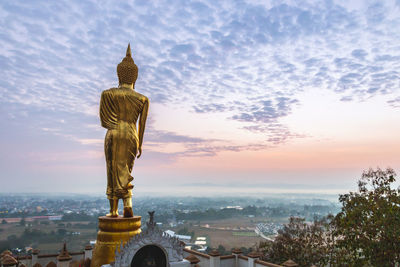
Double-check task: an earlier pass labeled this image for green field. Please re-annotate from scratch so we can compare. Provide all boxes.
[0,221,98,253]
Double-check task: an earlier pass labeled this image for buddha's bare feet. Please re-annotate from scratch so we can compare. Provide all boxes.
[106,211,119,217]
[123,207,133,218]
[106,199,119,217]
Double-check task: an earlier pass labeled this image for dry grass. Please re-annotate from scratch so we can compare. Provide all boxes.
[191,226,263,250]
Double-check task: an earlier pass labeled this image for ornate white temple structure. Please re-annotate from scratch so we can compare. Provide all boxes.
[0,216,298,267]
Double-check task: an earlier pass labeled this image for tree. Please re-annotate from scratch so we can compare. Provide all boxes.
[333,168,400,266]
[241,246,252,255]
[217,245,226,255]
[262,216,333,267]
[258,168,400,266]
[1,219,7,224]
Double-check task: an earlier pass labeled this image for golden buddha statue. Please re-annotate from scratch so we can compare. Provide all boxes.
[100,44,149,218]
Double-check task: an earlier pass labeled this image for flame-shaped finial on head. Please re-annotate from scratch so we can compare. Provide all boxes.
[117,42,138,85]
[126,43,132,57]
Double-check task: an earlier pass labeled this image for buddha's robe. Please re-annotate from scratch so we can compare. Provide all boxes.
[100,87,149,200]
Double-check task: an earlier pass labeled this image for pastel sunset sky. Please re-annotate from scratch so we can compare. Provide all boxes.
[1,0,399,196]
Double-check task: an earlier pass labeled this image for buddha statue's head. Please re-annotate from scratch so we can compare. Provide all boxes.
[117,43,138,86]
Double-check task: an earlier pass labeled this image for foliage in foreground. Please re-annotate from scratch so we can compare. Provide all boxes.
[260,168,400,267]
[333,168,400,266]
[260,216,332,266]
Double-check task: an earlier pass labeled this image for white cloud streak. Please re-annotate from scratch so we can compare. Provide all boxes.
[0,0,399,159]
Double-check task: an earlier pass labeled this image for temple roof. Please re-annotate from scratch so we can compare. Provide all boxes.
[231,248,242,254]
[184,254,200,264]
[247,251,262,258]
[208,249,220,257]
[282,259,299,267]
[57,243,72,261]
[1,254,18,266]
[0,250,12,259]
[46,261,57,267]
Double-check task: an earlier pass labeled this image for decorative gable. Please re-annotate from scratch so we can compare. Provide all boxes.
[113,215,184,267]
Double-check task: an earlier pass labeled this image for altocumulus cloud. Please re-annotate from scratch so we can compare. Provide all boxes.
[0,0,400,160]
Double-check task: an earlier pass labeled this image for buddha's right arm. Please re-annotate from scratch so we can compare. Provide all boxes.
[99,90,118,129]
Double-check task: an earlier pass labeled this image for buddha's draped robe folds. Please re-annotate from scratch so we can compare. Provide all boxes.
[100,87,149,200]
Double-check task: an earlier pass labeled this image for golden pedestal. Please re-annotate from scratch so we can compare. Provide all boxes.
[91,216,141,267]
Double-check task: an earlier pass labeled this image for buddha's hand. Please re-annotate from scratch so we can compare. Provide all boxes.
[137,147,142,158]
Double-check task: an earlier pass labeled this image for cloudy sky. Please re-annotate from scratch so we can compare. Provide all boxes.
[1,0,399,196]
